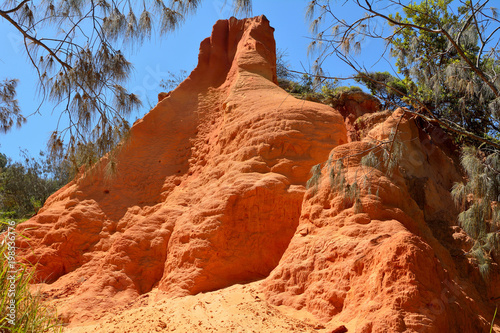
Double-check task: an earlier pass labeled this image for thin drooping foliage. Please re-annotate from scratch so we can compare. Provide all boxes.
[452,147,500,278]
[0,0,251,169]
[389,0,500,139]
[306,163,322,194]
[360,128,405,178]
[306,0,500,147]
[306,126,405,213]
[306,157,363,211]
[159,70,189,92]
[0,228,62,332]
[328,158,363,212]
[0,79,25,133]
[276,48,297,82]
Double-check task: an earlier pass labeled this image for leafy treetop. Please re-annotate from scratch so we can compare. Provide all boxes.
[306,0,500,147]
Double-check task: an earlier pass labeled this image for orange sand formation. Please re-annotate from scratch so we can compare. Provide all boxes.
[14,15,499,332]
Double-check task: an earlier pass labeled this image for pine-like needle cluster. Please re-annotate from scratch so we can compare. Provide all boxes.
[0,0,251,172]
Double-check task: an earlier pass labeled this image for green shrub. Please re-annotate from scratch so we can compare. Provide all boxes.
[0,150,70,219]
[0,223,62,332]
[451,147,500,279]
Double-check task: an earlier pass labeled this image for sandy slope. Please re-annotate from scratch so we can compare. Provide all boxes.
[62,280,329,333]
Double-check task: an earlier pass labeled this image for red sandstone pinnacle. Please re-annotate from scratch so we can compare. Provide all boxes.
[15,15,347,324]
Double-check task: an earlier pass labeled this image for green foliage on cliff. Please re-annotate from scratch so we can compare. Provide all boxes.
[452,147,500,278]
[307,0,500,145]
[388,0,500,139]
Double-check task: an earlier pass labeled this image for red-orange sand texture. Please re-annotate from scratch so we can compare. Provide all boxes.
[13,15,500,332]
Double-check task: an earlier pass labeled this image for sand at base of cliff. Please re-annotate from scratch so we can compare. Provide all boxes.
[62,280,329,333]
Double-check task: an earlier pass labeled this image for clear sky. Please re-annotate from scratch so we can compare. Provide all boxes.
[0,1,390,162]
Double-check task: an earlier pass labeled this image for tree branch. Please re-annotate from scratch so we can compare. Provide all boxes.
[0,10,72,71]
[289,65,500,150]
[357,0,500,97]
[0,0,30,15]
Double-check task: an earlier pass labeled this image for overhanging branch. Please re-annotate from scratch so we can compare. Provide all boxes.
[286,68,500,150]
[0,8,72,71]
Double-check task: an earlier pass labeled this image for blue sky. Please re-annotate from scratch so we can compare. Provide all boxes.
[0,1,390,162]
